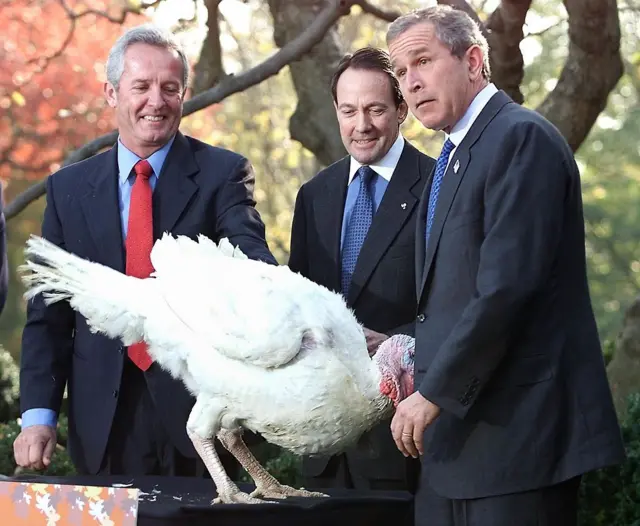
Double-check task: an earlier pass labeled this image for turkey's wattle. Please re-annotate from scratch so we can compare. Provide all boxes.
[19,234,417,505]
[375,334,415,407]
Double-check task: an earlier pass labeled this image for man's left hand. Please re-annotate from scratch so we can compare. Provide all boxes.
[363,328,389,356]
[391,392,441,458]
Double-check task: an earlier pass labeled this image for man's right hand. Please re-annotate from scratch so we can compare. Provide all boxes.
[13,425,57,471]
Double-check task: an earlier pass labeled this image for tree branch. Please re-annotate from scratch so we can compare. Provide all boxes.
[485,0,533,104]
[536,0,623,151]
[191,0,225,94]
[354,0,401,22]
[5,0,354,220]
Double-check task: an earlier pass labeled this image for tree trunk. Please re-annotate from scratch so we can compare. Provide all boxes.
[267,0,347,167]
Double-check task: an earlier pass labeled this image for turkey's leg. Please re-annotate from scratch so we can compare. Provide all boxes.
[186,397,262,504]
[217,429,328,499]
[187,431,263,504]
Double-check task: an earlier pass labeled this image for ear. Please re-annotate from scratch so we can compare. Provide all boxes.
[466,44,485,81]
[397,101,409,124]
[104,82,118,108]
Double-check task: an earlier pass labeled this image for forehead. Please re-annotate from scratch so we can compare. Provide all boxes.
[122,43,183,80]
[389,23,439,62]
[335,67,395,104]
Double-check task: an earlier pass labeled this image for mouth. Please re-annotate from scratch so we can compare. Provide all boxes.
[141,115,166,123]
[416,99,435,110]
[352,138,378,147]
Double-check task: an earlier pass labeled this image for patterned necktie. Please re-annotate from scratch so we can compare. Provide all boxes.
[425,138,455,243]
[125,159,154,371]
[341,165,376,295]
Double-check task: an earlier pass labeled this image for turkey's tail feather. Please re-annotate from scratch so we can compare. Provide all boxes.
[20,235,151,345]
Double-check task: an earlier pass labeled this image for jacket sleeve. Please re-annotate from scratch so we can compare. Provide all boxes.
[287,185,309,277]
[20,174,75,421]
[214,156,278,265]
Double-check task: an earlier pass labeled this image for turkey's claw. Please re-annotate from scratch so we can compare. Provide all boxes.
[250,483,328,500]
[213,489,267,505]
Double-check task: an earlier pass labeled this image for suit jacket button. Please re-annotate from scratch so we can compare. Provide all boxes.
[417,314,426,323]
[118,346,125,354]
[113,390,119,398]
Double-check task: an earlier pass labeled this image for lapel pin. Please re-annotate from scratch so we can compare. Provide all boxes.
[401,203,407,209]
[453,159,460,173]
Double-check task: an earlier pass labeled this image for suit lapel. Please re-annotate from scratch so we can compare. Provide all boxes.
[153,132,199,238]
[80,146,126,272]
[313,159,349,292]
[418,90,513,300]
[348,142,425,306]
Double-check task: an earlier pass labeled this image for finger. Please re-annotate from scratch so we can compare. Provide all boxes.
[390,414,409,456]
[402,430,419,458]
[42,437,56,467]
[28,441,45,470]
[414,423,425,456]
[13,438,28,467]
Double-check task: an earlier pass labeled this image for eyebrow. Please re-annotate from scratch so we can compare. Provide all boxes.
[338,101,389,110]
[392,46,431,67]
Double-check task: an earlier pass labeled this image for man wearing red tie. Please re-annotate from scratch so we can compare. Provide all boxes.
[14,24,276,476]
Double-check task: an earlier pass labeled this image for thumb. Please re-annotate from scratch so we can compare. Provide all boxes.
[42,436,57,466]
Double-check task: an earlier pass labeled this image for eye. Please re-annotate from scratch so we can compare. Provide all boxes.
[395,69,406,78]
[419,57,430,65]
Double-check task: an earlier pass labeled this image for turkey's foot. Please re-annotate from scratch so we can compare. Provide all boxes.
[187,431,265,505]
[250,483,328,500]
[213,489,264,505]
[217,429,327,501]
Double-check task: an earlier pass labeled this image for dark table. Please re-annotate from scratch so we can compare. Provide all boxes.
[4,474,414,526]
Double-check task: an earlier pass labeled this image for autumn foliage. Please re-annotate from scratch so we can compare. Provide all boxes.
[0,0,147,185]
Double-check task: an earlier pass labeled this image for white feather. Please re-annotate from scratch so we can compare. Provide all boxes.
[20,233,394,456]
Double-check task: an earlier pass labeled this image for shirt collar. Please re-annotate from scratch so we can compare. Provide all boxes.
[117,134,177,185]
[447,83,498,147]
[348,133,405,184]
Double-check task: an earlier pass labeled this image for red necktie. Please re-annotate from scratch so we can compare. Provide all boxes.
[125,159,154,371]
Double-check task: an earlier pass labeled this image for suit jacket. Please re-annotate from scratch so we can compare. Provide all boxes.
[289,140,435,483]
[20,132,276,474]
[413,90,625,499]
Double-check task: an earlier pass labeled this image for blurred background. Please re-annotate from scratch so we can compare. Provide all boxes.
[0,0,639,522]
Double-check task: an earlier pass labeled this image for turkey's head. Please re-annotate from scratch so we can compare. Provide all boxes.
[374,334,415,407]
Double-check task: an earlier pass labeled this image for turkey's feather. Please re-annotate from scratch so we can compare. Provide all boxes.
[148,233,348,369]
[21,236,152,345]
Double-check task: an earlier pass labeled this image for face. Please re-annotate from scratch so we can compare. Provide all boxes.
[389,22,484,133]
[334,67,408,165]
[105,43,184,158]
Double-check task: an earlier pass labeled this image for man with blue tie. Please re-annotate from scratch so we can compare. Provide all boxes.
[387,6,624,525]
[289,47,435,492]
[14,24,276,477]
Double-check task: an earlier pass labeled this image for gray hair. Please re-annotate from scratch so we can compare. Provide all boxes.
[106,24,189,91]
[386,5,491,80]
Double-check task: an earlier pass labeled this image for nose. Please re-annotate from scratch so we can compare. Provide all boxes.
[146,85,166,108]
[406,68,423,93]
[355,111,372,133]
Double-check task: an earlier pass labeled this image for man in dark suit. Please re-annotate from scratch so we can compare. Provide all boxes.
[14,24,276,477]
[289,47,435,492]
[386,6,625,525]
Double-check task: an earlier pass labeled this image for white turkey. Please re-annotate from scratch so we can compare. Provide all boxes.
[20,233,416,504]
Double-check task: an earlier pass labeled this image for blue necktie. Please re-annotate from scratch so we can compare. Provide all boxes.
[341,166,376,295]
[425,138,455,243]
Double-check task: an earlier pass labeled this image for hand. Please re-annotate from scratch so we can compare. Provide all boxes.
[363,328,389,356]
[391,391,440,458]
[13,425,57,471]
